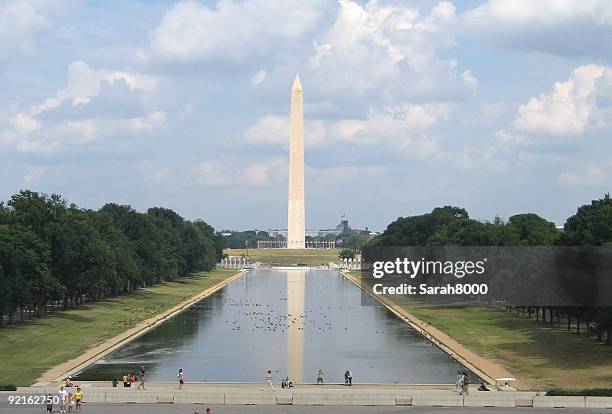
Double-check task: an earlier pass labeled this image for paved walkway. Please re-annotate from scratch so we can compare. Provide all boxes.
[0,403,608,414]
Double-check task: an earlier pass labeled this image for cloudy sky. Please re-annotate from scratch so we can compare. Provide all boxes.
[1,0,612,231]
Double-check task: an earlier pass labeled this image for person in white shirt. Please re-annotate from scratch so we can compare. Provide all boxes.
[58,386,68,414]
[177,369,185,389]
[263,370,275,391]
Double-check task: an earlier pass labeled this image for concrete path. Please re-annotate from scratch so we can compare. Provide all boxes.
[9,386,612,409]
[1,403,609,414]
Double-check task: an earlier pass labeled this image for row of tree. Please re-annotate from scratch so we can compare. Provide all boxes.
[370,194,612,344]
[0,190,225,326]
[222,230,282,249]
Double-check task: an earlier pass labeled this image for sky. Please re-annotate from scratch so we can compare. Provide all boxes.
[1,0,612,231]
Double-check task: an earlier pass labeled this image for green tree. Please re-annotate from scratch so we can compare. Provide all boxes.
[507,213,560,245]
[339,249,355,259]
[562,194,612,246]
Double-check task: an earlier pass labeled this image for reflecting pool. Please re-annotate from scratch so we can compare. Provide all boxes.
[77,270,468,384]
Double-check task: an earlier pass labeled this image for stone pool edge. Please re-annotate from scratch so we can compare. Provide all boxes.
[34,269,248,386]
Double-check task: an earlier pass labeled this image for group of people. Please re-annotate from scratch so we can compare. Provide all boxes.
[113,367,147,390]
[316,369,353,386]
[263,368,354,390]
[46,383,83,414]
[456,370,495,394]
[113,367,187,390]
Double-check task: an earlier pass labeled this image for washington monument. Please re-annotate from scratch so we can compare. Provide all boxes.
[287,75,305,249]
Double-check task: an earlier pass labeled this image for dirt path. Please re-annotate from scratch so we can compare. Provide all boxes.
[341,271,520,389]
[36,270,247,385]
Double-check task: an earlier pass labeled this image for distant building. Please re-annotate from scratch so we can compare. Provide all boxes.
[266,219,370,240]
[336,220,350,234]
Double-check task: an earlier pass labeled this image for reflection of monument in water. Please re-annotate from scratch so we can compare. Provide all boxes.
[287,75,305,249]
[287,270,305,382]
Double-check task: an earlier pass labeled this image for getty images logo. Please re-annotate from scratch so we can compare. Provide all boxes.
[372,257,488,279]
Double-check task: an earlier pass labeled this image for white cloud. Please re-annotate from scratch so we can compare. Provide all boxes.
[14,111,167,155]
[194,161,229,186]
[306,1,474,99]
[251,70,267,86]
[462,70,478,93]
[23,165,49,184]
[463,0,612,57]
[195,158,286,187]
[244,102,450,159]
[0,0,57,62]
[143,0,326,65]
[244,159,286,186]
[307,165,387,185]
[11,113,41,133]
[2,61,165,155]
[559,161,612,186]
[463,101,506,125]
[33,61,159,114]
[513,64,612,136]
[244,115,327,147]
[332,103,450,143]
[136,160,173,185]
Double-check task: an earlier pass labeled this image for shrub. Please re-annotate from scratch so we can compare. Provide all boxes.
[547,388,612,397]
[0,384,17,391]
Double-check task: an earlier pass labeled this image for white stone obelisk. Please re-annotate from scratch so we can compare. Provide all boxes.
[287,75,305,249]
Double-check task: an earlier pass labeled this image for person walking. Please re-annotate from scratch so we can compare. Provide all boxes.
[263,370,275,391]
[344,370,349,385]
[129,373,136,387]
[138,366,146,390]
[58,385,68,414]
[462,372,470,395]
[46,393,53,414]
[346,370,352,386]
[455,371,462,393]
[177,369,185,389]
[316,369,324,384]
[67,392,75,413]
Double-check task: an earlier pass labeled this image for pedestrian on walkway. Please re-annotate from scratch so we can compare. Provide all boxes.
[58,385,68,414]
[316,369,324,384]
[67,392,75,413]
[46,393,53,414]
[455,371,462,393]
[462,372,470,395]
[138,366,146,390]
[177,369,185,389]
[346,370,352,386]
[263,370,275,391]
[74,387,83,413]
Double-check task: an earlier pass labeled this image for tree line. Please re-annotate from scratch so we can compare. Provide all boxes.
[370,194,612,344]
[0,190,225,326]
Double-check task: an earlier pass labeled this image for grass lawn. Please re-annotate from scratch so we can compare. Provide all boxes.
[0,269,237,386]
[349,271,612,389]
[226,248,340,266]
